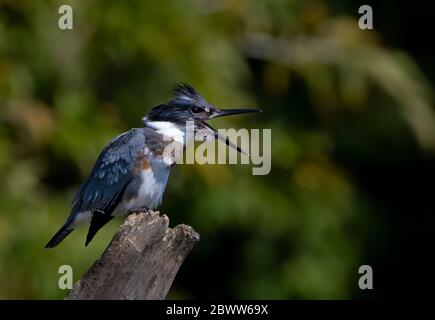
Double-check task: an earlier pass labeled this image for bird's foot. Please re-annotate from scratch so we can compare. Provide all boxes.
[127,207,152,215]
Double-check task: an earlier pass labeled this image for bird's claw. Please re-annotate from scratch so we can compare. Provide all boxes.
[127,207,152,215]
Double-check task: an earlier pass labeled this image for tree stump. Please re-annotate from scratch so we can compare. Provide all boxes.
[66,210,200,300]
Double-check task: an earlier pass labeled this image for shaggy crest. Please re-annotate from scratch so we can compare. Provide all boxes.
[172,83,201,101]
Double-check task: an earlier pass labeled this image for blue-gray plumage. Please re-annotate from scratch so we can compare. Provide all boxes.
[45,83,261,248]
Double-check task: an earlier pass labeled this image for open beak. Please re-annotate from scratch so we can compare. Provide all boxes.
[201,107,262,155]
[201,122,248,155]
[209,108,262,119]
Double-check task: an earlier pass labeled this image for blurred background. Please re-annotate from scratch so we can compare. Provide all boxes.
[0,0,434,299]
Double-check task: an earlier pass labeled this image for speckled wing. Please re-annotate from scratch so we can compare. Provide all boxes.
[71,128,146,217]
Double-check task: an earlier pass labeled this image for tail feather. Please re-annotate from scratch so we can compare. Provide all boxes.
[45,225,73,248]
[85,213,114,246]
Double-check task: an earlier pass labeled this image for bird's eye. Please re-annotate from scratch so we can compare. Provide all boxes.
[191,106,204,113]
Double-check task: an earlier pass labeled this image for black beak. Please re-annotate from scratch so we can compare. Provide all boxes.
[209,108,262,119]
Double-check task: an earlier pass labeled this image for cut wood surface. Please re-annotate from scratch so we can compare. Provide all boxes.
[66,210,200,300]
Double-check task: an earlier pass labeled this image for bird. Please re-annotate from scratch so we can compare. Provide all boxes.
[45,83,261,248]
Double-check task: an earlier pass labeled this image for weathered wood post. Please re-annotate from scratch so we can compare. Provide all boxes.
[66,210,199,300]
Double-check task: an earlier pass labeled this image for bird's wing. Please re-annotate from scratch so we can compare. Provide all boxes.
[70,128,146,217]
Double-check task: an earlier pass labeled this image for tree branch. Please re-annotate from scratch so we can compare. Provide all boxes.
[66,210,200,300]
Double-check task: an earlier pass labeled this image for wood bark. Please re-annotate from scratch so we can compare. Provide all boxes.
[66,210,199,300]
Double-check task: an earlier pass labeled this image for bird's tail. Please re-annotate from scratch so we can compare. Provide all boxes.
[45,224,73,248]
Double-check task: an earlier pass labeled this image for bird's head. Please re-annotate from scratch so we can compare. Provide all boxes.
[146,83,260,126]
[144,83,261,153]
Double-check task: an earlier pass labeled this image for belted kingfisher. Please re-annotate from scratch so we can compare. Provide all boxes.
[46,83,260,248]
